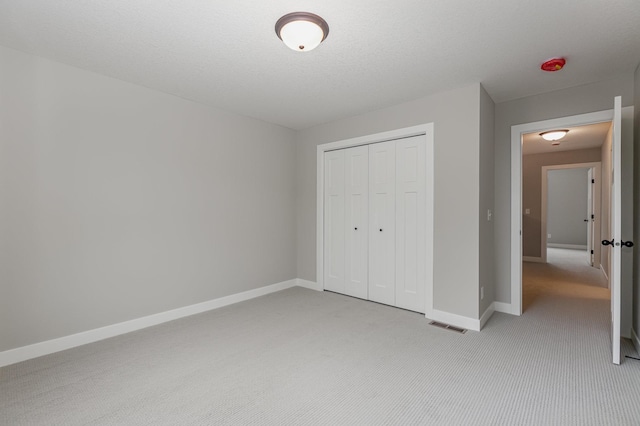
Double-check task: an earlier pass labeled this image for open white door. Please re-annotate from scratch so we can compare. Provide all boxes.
[586,168,594,266]
[608,96,622,365]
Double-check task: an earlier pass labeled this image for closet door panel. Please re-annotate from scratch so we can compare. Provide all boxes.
[323,150,345,293]
[368,141,396,306]
[345,146,369,299]
[395,136,426,313]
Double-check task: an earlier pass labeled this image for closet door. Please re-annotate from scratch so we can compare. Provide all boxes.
[323,150,345,293]
[395,135,427,313]
[344,146,369,299]
[368,141,396,306]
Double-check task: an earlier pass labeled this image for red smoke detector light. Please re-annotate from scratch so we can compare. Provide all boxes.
[541,57,566,72]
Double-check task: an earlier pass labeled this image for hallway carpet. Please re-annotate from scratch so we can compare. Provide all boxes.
[2,265,639,424]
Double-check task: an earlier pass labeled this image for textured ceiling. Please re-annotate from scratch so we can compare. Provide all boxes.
[522,122,611,155]
[1,1,639,130]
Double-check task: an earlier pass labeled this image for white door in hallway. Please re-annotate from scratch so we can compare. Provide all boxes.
[368,141,396,306]
[586,168,594,267]
[609,96,622,365]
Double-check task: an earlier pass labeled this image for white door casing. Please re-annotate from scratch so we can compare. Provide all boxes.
[540,162,601,264]
[510,97,633,364]
[587,168,594,266]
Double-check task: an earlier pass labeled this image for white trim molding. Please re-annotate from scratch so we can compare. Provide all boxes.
[511,108,617,317]
[522,256,544,263]
[0,279,298,368]
[632,328,640,356]
[479,304,495,330]
[428,309,481,332]
[600,264,609,283]
[296,279,323,291]
[493,301,518,315]
[547,244,588,250]
[541,162,601,263]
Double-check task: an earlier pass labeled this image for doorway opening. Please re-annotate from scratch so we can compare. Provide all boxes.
[520,124,610,312]
[509,108,616,316]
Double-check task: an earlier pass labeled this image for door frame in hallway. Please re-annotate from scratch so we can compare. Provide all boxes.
[509,105,634,343]
[541,162,601,265]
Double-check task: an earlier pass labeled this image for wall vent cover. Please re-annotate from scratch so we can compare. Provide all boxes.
[429,321,467,334]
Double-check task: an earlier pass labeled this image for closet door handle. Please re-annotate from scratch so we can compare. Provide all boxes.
[379,228,383,232]
[354,227,358,230]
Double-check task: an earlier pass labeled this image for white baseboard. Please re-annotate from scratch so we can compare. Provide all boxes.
[547,243,587,250]
[600,264,609,282]
[479,303,495,330]
[0,279,298,368]
[428,309,480,332]
[493,301,519,315]
[296,279,323,291]
[522,256,544,263]
[632,328,640,356]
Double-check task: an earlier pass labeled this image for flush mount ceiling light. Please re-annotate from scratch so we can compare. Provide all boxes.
[540,130,569,141]
[275,12,329,52]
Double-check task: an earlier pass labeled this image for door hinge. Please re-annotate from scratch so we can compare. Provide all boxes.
[591,214,595,219]
[592,179,595,184]
[591,250,594,254]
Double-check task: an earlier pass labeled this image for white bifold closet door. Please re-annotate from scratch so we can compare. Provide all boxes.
[368,141,396,306]
[324,135,426,313]
[323,150,345,294]
[323,146,369,298]
[394,136,426,313]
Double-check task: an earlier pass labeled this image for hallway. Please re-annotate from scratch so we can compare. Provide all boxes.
[523,248,608,312]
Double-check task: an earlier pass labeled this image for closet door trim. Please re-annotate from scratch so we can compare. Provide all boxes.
[316,123,435,318]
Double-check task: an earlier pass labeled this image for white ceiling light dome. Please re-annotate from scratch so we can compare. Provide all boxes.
[275,12,329,52]
[539,130,569,141]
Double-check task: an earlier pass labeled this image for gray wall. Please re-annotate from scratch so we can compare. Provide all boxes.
[479,86,495,315]
[522,149,601,257]
[634,63,640,340]
[547,168,588,246]
[494,75,634,304]
[0,46,297,352]
[295,84,484,320]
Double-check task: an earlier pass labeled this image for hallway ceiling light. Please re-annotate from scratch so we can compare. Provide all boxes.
[275,12,329,52]
[540,130,569,142]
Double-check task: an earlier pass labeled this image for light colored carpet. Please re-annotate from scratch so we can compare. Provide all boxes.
[523,247,609,312]
[1,272,639,425]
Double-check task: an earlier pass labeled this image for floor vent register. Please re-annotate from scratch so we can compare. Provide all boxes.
[429,321,467,334]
